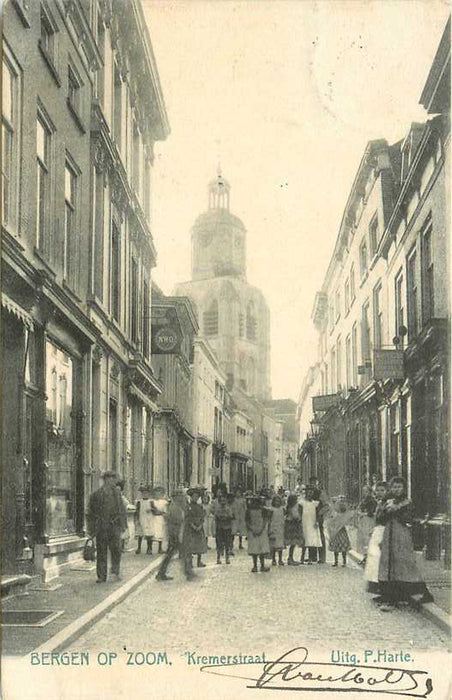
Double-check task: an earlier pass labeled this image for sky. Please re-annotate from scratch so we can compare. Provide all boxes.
[142,0,449,401]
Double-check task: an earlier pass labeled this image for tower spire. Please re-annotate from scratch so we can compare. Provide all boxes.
[208,167,230,210]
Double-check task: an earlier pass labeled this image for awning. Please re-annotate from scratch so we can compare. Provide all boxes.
[1,294,34,329]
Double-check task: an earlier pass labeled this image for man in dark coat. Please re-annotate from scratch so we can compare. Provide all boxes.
[87,471,127,583]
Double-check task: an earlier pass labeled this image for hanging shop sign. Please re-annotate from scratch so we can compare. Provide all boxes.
[312,393,340,412]
[373,349,404,380]
[151,305,183,354]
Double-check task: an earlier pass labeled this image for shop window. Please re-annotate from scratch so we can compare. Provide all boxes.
[45,340,76,536]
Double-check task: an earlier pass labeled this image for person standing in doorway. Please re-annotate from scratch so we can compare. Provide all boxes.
[87,471,127,583]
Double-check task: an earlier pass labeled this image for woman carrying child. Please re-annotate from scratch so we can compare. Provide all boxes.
[375,476,433,611]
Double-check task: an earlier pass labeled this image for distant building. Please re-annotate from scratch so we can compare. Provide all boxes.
[1,0,169,579]
[264,399,299,490]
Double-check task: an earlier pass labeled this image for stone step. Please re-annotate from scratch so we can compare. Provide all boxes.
[1,574,32,600]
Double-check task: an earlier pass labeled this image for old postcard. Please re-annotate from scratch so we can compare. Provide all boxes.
[1,0,451,698]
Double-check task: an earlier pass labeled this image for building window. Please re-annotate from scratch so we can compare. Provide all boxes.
[361,301,371,363]
[421,216,434,324]
[142,278,150,359]
[109,398,118,473]
[352,324,358,386]
[96,12,105,104]
[350,265,356,302]
[45,340,76,536]
[93,167,104,301]
[369,213,379,258]
[113,64,122,149]
[40,5,56,61]
[395,269,405,347]
[335,289,341,321]
[111,220,121,322]
[67,64,82,117]
[337,337,342,389]
[143,158,151,219]
[131,258,139,344]
[2,54,19,230]
[359,238,368,279]
[345,335,351,389]
[373,283,383,349]
[36,114,51,253]
[64,161,78,288]
[203,298,218,336]
[330,348,336,392]
[344,279,350,315]
[132,121,140,192]
[407,247,418,341]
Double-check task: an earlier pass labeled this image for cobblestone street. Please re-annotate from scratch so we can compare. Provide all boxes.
[70,547,449,655]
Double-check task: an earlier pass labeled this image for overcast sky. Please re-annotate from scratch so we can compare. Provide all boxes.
[143,0,449,400]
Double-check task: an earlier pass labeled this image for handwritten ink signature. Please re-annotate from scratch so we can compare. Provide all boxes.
[200,646,433,697]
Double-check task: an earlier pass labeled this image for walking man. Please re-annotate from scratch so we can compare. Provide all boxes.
[87,471,127,583]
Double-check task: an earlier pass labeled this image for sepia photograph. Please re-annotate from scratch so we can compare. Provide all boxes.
[1,0,451,698]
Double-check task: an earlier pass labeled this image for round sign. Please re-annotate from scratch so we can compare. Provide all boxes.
[154,327,180,352]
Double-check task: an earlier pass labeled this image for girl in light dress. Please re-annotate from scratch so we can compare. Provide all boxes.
[150,486,168,555]
[301,485,321,564]
[364,481,388,597]
[202,492,215,548]
[269,494,286,566]
[135,485,154,554]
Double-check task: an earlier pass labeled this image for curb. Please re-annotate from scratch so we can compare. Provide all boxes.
[29,555,164,655]
[349,548,451,635]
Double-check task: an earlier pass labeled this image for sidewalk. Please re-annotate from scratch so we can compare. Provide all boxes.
[1,550,163,657]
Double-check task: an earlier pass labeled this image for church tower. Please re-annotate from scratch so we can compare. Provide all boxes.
[174,172,271,401]
[192,169,246,281]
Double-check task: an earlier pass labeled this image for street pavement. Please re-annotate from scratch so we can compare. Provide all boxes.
[70,546,449,654]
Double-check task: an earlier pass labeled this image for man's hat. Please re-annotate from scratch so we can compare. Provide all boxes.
[102,471,117,479]
[187,484,205,496]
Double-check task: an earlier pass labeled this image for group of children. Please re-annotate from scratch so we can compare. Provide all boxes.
[132,476,433,611]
